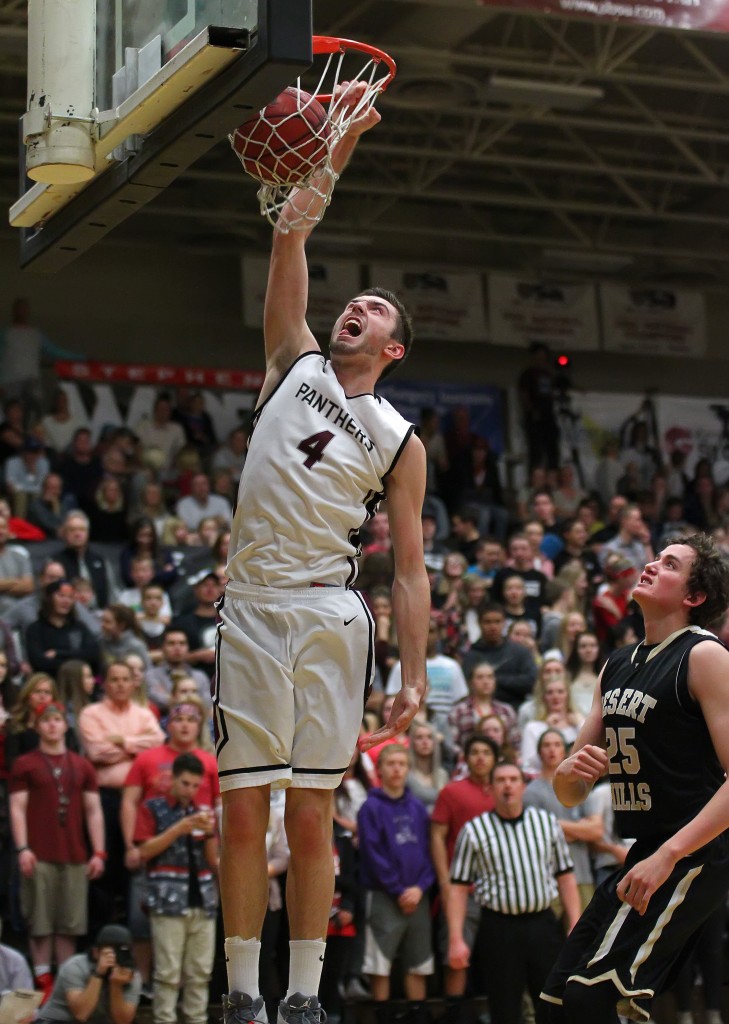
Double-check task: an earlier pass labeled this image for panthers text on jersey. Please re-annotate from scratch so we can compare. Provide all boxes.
[227,353,414,588]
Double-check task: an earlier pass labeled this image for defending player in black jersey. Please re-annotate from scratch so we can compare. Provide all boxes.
[540,533,729,1024]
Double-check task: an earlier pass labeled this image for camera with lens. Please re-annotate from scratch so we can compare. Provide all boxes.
[114,944,135,970]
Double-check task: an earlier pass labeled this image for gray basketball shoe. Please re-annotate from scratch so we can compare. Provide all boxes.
[277,992,328,1023]
[222,991,269,1023]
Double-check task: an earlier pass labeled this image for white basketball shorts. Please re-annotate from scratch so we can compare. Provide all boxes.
[214,581,375,792]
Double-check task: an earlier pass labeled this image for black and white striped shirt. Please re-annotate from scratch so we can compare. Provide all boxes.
[450,806,574,915]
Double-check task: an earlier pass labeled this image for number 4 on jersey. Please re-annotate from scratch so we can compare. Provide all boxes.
[297,430,335,469]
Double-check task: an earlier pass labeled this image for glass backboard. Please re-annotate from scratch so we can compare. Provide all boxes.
[96,0,259,111]
[12,0,312,272]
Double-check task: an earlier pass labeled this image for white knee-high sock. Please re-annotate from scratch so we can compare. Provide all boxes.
[286,939,326,999]
[224,936,261,999]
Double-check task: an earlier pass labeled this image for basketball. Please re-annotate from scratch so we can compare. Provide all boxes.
[230,87,332,187]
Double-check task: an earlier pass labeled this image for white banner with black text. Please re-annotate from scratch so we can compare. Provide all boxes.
[488,273,600,351]
[242,255,361,335]
[369,264,487,341]
[600,283,706,357]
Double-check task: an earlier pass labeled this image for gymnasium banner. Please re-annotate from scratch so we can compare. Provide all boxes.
[378,380,504,453]
[54,364,261,444]
[600,283,707,357]
[242,256,361,334]
[476,0,729,33]
[369,265,487,342]
[488,273,599,351]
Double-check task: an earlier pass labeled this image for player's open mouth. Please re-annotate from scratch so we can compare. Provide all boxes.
[343,317,362,337]
[639,573,651,585]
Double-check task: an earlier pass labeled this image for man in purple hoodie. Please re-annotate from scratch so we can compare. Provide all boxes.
[357,744,435,1012]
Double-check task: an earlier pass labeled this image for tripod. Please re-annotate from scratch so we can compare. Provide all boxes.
[554,388,586,489]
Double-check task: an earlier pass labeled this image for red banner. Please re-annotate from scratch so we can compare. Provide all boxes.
[55,361,265,391]
[478,0,729,32]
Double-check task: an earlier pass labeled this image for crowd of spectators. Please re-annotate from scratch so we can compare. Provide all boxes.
[0,381,728,1023]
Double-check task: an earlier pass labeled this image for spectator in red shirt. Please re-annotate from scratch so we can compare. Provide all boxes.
[9,702,105,1003]
[591,553,638,645]
[430,735,498,1023]
[121,695,220,857]
[120,695,219,989]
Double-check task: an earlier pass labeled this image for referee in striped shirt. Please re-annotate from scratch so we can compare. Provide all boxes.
[447,760,580,1024]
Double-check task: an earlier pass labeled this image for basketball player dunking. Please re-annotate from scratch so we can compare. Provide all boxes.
[540,534,729,1024]
[216,82,429,1024]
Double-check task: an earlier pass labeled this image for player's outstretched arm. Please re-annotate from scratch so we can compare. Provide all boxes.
[359,435,429,752]
[553,673,608,807]
[262,82,381,393]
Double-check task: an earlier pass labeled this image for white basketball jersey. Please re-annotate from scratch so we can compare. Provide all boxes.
[227,353,414,588]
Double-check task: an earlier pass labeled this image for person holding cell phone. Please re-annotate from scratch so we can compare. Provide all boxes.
[134,752,219,1024]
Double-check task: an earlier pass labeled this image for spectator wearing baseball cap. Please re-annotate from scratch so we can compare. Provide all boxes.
[37,923,140,1024]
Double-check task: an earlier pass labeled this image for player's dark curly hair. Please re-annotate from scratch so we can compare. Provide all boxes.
[666,532,729,630]
[361,287,414,380]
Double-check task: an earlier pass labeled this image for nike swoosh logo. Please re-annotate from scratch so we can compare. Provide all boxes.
[344,616,357,626]
[319,954,325,962]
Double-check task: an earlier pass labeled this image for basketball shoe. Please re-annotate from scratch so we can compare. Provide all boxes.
[277,992,327,1023]
[222,990,268,1023]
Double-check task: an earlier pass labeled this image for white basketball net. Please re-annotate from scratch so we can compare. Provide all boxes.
[229,44,392,232]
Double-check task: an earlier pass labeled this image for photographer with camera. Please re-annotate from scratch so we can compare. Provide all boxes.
[36,924,140,1024]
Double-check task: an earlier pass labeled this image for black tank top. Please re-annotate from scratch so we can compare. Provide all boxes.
[601,627,725,842]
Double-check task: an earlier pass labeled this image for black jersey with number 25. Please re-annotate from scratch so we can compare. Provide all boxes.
[600,626,725,843]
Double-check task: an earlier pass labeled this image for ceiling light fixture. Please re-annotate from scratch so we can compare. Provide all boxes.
[485,74,604,111]
[541,248,635,272]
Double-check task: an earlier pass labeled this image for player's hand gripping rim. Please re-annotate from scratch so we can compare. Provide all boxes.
[331,80,381,138]
[358,686,421,752]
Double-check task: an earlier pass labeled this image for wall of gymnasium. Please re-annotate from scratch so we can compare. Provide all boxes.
[1,236,727,399]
